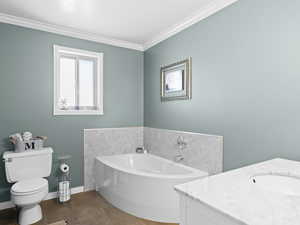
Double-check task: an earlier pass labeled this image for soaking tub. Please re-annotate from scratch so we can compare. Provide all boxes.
[95,153,207,223]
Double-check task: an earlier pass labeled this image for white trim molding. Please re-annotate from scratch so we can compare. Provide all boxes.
[0,0,238,51]
[44,186,84,201]
[0,201,14,210]
[53,45,104,116]
[143,0,238,50]
[0,186,84,211]
[0,13,144,51]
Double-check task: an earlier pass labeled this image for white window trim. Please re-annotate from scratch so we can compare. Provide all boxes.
[53,45,103,115]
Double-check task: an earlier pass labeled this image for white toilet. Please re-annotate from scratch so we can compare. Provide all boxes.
[3,148,53,225]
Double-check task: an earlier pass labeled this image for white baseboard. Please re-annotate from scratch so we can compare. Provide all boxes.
[44,186,84,200]
[0,186,84,210]
[0,201,15,210]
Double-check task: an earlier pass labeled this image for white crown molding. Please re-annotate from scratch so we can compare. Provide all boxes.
[0,186,84,210]
[143,0,238,50]
[0,13,144,51]
[0,0,238,52]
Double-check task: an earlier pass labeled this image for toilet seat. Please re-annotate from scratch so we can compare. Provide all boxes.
[11,178,48,196]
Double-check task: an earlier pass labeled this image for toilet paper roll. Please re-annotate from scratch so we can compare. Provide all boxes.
[59,181,70,202]
[60,163,69,173]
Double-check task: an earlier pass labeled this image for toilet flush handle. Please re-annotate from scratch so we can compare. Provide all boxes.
[3,158,12,163]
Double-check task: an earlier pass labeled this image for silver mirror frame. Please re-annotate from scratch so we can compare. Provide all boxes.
[160,57,192,101]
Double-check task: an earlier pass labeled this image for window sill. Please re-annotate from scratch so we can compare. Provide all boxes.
[54,109,103,116]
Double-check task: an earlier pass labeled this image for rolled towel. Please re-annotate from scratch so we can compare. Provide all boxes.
[9,133,23,144]
[22,131,32,141]
[9,133,22,140]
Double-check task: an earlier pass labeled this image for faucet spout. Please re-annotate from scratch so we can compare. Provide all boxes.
[136,147,149,154]
[174,154,184,162]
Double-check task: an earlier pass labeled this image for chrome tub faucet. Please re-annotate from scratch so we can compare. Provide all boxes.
[174,154,184,162]
[136,147,149,154]
[177,136,187,150]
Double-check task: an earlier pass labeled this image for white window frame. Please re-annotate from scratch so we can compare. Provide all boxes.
[53,45,103,115]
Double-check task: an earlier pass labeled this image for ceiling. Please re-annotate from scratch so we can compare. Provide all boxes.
[0,0,237,50]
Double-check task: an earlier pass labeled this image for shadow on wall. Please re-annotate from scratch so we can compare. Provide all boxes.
[0,138,13,202]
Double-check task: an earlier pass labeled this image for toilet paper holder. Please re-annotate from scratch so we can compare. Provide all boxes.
[57,155,72,203]
[60,163,69,173]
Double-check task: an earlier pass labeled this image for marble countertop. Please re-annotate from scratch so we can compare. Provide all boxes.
[175,158,300,225]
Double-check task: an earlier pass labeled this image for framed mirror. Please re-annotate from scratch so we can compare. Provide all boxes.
[160,58,192,101]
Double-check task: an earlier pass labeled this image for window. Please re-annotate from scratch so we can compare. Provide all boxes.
[54,45,103,115]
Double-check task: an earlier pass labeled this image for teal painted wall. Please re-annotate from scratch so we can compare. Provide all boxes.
[2,0,300,203]
[0,23,143,202]
[144,0,300,171]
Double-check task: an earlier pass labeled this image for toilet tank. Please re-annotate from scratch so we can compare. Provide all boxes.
[3,147,53,183]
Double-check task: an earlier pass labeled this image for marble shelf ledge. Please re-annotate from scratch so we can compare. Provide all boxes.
[175,158,300,225]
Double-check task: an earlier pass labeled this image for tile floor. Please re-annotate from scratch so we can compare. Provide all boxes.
[0,191,178,225]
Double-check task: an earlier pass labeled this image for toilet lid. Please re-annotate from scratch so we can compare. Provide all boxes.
[11,178,48,194]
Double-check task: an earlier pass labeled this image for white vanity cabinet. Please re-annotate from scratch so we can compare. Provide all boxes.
[175,158,300,225]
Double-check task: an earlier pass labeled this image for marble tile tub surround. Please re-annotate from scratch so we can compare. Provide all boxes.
[84,127,143,191]
[84,126,223,190]
[143,127,223,175]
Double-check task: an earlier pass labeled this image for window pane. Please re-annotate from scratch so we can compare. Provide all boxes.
[79,59,95,107]
[60,57,76,108]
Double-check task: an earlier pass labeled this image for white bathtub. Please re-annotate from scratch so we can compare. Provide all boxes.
[95,153,208,223]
